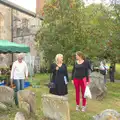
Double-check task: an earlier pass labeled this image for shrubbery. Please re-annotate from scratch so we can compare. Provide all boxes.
[0,67,10,85]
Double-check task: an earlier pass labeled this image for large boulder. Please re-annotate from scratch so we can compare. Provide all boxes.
[0,86,14,104]
[89,72,107,100]
[41,94,70,120]
[93,109,120,120]
[17,90,36,113]
[14,112,26,120]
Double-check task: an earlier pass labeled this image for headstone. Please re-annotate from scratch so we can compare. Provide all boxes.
[0,86,14,104]
[19,101,30,114]
[17,90,36,113]
[89,72,107,100]
[41,94,70,120]
[14,112,26,120]
[0,102,7,111]
[93,109,120,120]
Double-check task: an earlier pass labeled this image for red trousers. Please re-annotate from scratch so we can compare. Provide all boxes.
[74,77,87,106]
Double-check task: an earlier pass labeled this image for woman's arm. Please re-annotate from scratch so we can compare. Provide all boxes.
[85,61,89,82]
[85,68,89,82]
[50,63,56,73]
[25,62,28,79]
[64,64,69,82]
[71,62,75,80]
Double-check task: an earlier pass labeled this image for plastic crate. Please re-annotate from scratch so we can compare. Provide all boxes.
[24,81,30,88]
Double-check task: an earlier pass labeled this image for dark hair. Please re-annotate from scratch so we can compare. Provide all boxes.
[76,51,85,60]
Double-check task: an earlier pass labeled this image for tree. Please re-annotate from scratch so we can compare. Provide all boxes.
[102,0,120,63]
[35,0,117,64]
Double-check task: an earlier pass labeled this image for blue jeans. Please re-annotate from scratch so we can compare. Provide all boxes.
[13,79,24,105]
[13,79,24,92]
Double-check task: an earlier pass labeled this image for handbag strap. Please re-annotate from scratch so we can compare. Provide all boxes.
[103,66,106,70]
[50,72,52,82]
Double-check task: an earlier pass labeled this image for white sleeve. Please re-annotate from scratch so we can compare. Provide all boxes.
[10,62,15,79]
[105,65,109,70]
[25,62,28,77]
[99,65,104,70]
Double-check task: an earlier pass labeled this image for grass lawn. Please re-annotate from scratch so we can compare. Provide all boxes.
[6,73,120,120]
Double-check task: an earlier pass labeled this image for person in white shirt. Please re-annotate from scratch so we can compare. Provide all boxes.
[10,53,28,105]
[99,61,109,84]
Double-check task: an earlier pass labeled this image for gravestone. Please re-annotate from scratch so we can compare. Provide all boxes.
[14,112,26,120]
[41,94,70,120]
[0,102,7,111]
[0,86,14,104]
[89,72,107,100]
[17,90,36,113]
[93,109,120,120]
[19,101,30,114]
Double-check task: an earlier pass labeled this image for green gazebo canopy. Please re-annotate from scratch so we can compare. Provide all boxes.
[0,40,30,53]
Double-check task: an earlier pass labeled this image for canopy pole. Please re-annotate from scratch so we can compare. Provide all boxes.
[11,8,14,62]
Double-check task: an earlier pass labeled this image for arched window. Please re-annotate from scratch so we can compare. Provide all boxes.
[0,13,4,39]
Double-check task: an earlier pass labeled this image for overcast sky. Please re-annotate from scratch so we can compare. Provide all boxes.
[8,0,110,12]
[9,0,36,12]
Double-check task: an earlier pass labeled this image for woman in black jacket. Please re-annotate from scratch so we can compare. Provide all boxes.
[49,54,69,96]
[72,51,90,112]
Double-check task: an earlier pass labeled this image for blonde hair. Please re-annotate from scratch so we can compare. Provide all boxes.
[55,54,63,63]
[17,53,24,59]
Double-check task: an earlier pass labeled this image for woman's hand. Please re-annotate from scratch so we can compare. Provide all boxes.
[86,82,90,85]
[26,76,28,80]
[56,66,59,70]
[86,77,90,85]
[72,80,74,84]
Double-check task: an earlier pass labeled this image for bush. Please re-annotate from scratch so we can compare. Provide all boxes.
[67,66,73,73]
[0,67,10,85]
[115,72,120,80]
[0,67,10,75]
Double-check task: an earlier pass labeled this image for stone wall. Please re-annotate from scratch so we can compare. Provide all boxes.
[12,10,41,72]
[0,4,11,40]
[0,5,41,71]
[0,4,12,65]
